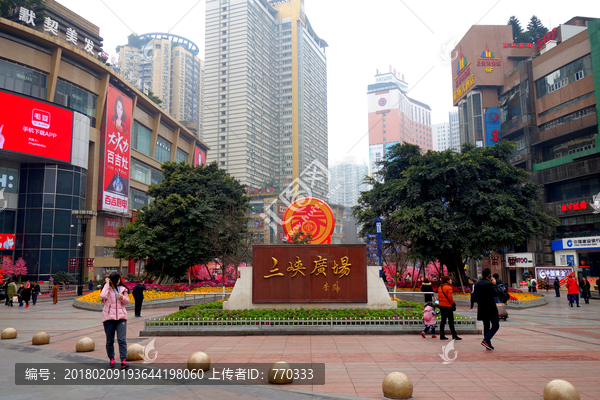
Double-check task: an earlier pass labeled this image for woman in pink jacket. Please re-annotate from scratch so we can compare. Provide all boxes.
[101,273,130,369]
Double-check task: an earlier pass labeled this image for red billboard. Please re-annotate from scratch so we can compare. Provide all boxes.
[100,85,132,214]
[0,234,15,250]
[0,91,73,162]
[104,216,122,238]
[193,145,205,167]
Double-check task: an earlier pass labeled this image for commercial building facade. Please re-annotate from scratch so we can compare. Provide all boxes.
[204,0,328,199]
[367,71,432,178]
[117,34,205,136]
[0,1,209,281]
[452,17,600,284]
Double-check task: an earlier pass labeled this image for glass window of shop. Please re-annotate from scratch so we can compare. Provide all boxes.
[556,215,600,239]
[53,79,97,126]
[535,55,593,98]
[0,59,48,100]
[132,121,152,156]
[131,159,150,184]
[154,136,171,163]
[130,188,149,210]
[542,133,597,162]
[546,175,600,203]
[175,148,188,163]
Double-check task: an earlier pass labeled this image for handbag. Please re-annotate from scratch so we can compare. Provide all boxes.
[441,286,456,311]
[13,296,18,302]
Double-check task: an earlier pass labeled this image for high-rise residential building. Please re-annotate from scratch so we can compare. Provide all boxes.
[204,0,329,199]
[449,110,460,151]
[117,34,204,136]
[367,70,432,178]
[432,122,450,151]
[329,156,369,210]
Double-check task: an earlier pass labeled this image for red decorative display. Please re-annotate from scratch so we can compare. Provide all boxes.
[561,202,588,212]
[504,42,533,49]
[100,85,132,214]
[246,187,275,195]
[104,216,122,238]
[0,91,73,162]
[0,233,15,250]
[193,145,205,167]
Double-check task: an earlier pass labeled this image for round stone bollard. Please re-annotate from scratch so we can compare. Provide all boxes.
[1,327,17,339]
[76,337,95,352]
[187,352,211,372]
[543,380,580,400]
[127,343,145,361]
[32,332,50,345]
[267,361,293,384]
[382,372,413,399]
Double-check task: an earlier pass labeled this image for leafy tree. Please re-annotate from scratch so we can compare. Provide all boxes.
[525,15,549,43]
[353,142,558,286]
[0,0,45,23]
[114,161,249,279]
[285,230,313,244]
[145,89,162,106]
[507,16,523,42]
[127,33,144,48]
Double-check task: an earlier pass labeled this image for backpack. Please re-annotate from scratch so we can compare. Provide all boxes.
[497,282,510,303]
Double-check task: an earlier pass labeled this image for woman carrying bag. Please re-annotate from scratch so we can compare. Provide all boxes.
[437,275,462,341]
[100,273,130,369]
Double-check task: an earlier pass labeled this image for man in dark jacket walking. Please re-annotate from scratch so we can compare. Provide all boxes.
[132,282,146,318]
[553,277,560,297]
[475,268,501,350]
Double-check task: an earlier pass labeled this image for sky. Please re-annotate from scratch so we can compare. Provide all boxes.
[56,0,592,165]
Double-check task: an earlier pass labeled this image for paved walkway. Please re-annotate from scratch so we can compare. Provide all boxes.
[1,292,599,399]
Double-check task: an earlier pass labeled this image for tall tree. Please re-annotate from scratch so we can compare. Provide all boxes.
[114,161,249,279]
[353,142,558,285]
[0,0,45,22]
[507,16,523,42]
[145,89,162,106]
[525,15,549,42]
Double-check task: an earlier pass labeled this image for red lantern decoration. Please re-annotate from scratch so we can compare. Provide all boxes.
[39,281,44,284]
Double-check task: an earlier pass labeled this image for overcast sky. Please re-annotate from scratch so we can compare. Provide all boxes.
[57,0,591,165]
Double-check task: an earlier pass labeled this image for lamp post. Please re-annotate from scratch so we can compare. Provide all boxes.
[72,210,97,296]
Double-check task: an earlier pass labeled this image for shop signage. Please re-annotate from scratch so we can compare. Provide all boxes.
[0,91,73,162]
[247,187,275,195]
[453,75,475,102]
[104,216,122,238]
[535,266,573,281]
[561,201,588,212]
[552,236,600,251]
[0,234,15,250]
[252,244,367,303]
[100,84,132,214]
[503,42,533,49]
[477,47,501,72]
[16,6,98,56]
[536,27,559,51]
[484,108,501,146]
[506,252,534,268]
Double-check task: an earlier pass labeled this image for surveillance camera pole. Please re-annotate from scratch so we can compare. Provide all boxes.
[72,210,97,296]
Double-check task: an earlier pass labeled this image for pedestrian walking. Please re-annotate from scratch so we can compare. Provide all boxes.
[17,283,24,307]
[544,277,549,293]
[421,278,434,303]
[421,301,440,338]
[437,275,462,341]
[6,279,16,307]
[553,277,560,297]
[530,278,537,293]
[566,275,579,307]
[132,281,146,318]
[88,280,94,292]
[32,281,40,305]
[469,279,477,311]
[21,281,31,308]
[52,281,58,304]
[527,279,532,293]
[475,268,501,350]
[101,272,130,369]
[581,277,591,304]
[2,281,8,306]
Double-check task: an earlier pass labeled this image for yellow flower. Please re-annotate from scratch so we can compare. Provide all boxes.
[77,286,233,304]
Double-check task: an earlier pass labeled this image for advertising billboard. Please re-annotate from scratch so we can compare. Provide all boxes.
[100,85,132,214]
[0,90,73,162]
[193,145,206,167]
[484,107,501,147]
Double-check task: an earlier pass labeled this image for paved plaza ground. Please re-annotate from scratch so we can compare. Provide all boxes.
[1,292,599,399]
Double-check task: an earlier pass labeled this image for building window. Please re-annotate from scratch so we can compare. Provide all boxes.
[175,148,189,163]
[53,79,98,125]
[535,55,592,98]
[131,159,151,184]
[0,59,48,100]
[154,136,172,163]
[132,121,152,156]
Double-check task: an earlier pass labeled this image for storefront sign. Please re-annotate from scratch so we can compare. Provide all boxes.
[252,244,367,303]
[506,252,534,268]
[0,91,73,162]
[104,217,122,238]
[561,201,588,212]
[100,85,132,214]
[477,47,501,72]
[247,187,275,195]
[0,234,15,250]
[503,42,533,49]
[192,145,206,167]
[484,108,501,146]
[535,266,574,281]
[453,75,475,102]
[536,27,559,51]
[553,236,600,251]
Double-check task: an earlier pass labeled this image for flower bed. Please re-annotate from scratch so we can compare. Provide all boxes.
[453,292,541,302]
[77,286,232,304]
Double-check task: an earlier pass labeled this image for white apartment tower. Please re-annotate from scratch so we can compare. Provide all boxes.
[433,122,450,151]
[204,0,328,198]
[449,109,460,151]
[329,156,369,210]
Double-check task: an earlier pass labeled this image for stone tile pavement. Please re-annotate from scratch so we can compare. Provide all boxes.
[1,291,599,399]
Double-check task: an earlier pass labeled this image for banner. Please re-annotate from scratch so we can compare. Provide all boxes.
[100,85,132,214]
[484,107,501,147]
[193,145,205,167]
[104,217,122,238]
[0,90,73,162]
[0,233,15,250]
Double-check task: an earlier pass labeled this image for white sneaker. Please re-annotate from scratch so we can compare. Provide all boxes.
[469,309,473,311]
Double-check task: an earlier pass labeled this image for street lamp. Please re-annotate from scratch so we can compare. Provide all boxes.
[72,210,97,296]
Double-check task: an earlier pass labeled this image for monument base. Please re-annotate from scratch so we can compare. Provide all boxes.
[223,266,396,310]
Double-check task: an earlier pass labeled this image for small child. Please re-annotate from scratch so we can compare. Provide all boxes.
[421,301,440,338]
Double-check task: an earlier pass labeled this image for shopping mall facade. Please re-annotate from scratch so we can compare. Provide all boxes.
[0,2,209,281]
[451,17,600,285]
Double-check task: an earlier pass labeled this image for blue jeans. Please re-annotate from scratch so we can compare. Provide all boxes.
[103,319,128,361]
[483,318,499,343]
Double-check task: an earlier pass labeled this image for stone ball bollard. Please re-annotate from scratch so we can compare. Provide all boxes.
[1,327,17,339]
[187,352,211,371]
[543,379,580,400]
[268,361,293,384]
[127,343,145,361]
[76,337,95,352]
[32,332,50,345]
[382,372,413,399]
